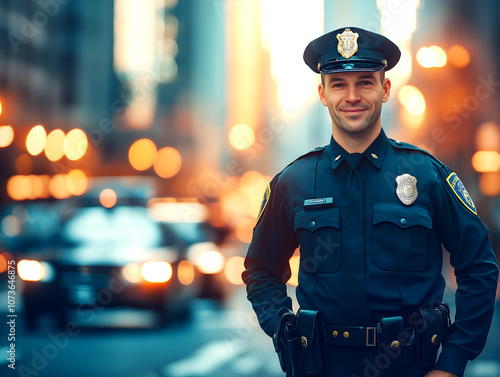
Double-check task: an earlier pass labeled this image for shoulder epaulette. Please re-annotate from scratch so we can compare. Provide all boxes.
[281,145,326,172]
[389,138,445,167]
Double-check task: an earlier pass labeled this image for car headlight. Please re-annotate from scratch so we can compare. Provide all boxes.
[18,260,55,282]
[188,242,225,274]
[122,262,173,284]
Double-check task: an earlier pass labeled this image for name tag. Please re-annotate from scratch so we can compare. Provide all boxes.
[303,197,334,210]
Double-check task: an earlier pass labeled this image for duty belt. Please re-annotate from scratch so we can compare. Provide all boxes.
[326,325,380,347]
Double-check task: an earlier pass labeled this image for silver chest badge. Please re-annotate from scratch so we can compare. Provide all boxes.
[396,174,418,205]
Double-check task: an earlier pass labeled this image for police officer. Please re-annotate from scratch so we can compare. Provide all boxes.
[242,27,498,377]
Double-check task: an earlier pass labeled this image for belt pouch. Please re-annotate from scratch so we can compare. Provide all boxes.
[412,306,448,368]
[273,309,304,377]
[297,310,327,375]
[377,316,411,368]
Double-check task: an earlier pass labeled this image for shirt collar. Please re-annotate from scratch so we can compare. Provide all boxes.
[328,128,390,170]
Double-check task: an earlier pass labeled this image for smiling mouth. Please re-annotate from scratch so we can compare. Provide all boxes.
[341,108,367,113]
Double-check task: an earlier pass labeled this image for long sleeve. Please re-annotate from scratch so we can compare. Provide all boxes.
[242,173,298,337]
[433,165,499,377]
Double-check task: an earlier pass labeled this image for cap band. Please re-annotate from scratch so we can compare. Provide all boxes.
[319,57,387,73]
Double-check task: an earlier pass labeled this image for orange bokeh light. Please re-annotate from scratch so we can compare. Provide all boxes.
[479,172,500,196]
[0,125,14,148]
[67,169,88,196]
[49,174,71,199]
[153,146,182,178]
[448,45,470,68]
[472,151,500,173]
[26,125,47,156]
[45,129,65,162]
[129,138,157,171]
[224,256,245,285]
[64,128,88,161]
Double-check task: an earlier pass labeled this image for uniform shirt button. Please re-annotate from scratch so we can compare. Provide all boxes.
[310,221,316,228]
[400,218,407,225]
[395,140,403,145]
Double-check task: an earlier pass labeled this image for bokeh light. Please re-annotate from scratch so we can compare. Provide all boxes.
[44,129,65,161]
[416,47,437,68]
[99,188,118,208]
[141,262,173,283]
[66,169,88,196]
[429,46,447,67]
[479,173,500,196]
[0,125,14,148]
[18,260,45,281]
[448,45,470,68]
[224,256,245,285]
[129,138,157,171]
[476,121,500,151]
[15,154,33,175]
[235,218,255,244]
[154,146,182,178]
[177,260,195,286]
[26,125,47,156]
[472,151,500,173]
[49,174,71,199]
[63,128,88,161]
[416,46,447,68]
[228,124,255,150]
[398,85,426,116]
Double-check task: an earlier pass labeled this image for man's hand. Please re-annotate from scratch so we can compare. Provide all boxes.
[424,370,458,377]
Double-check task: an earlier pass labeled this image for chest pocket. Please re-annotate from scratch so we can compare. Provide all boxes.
[293,207,341,273]
[373,203,432,271]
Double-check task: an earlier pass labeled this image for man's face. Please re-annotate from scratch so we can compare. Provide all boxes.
[318,71,391,136]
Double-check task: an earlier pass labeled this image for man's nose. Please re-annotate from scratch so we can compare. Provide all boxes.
[345,85,361,103]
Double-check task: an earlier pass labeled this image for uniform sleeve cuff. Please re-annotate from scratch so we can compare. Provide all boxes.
[434,344,471,377]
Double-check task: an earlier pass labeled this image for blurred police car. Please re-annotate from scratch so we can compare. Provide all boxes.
[148,198,228,302]
[1,195,198,330]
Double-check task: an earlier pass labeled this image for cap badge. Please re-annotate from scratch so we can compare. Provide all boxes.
[396,174,418,205]
[337,28,359,59]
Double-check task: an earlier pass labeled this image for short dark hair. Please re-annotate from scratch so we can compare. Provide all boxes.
[320,70,386,87]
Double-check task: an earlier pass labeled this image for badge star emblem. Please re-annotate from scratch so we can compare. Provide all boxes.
[337,28,359,59]
[396,174,418,205]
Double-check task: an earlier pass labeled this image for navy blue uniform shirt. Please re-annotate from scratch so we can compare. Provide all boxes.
[242,129,498,376]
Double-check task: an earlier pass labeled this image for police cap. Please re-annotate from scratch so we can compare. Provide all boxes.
[303,27,401,74]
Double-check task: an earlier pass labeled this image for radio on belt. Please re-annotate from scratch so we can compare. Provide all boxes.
[303,197,334,209]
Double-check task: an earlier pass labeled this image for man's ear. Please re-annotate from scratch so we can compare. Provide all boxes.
[382,78,391,103]
[318,83,328,106]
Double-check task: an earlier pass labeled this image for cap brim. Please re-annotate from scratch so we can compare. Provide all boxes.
[319,59,387,73]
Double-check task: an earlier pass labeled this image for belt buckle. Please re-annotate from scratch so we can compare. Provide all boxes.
[366,327,376,347]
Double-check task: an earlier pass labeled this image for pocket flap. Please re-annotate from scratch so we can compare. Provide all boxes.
[294,208,339,232]
[297,310,322,353]
[373,203,432,229]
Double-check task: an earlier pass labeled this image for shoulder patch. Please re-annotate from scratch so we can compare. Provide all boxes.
[446,172,477,215]
[256,183,271,224]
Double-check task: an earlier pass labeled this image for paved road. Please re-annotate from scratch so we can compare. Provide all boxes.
[1,287,499,377]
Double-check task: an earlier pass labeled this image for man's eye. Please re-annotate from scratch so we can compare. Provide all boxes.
[361,81,372,86]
